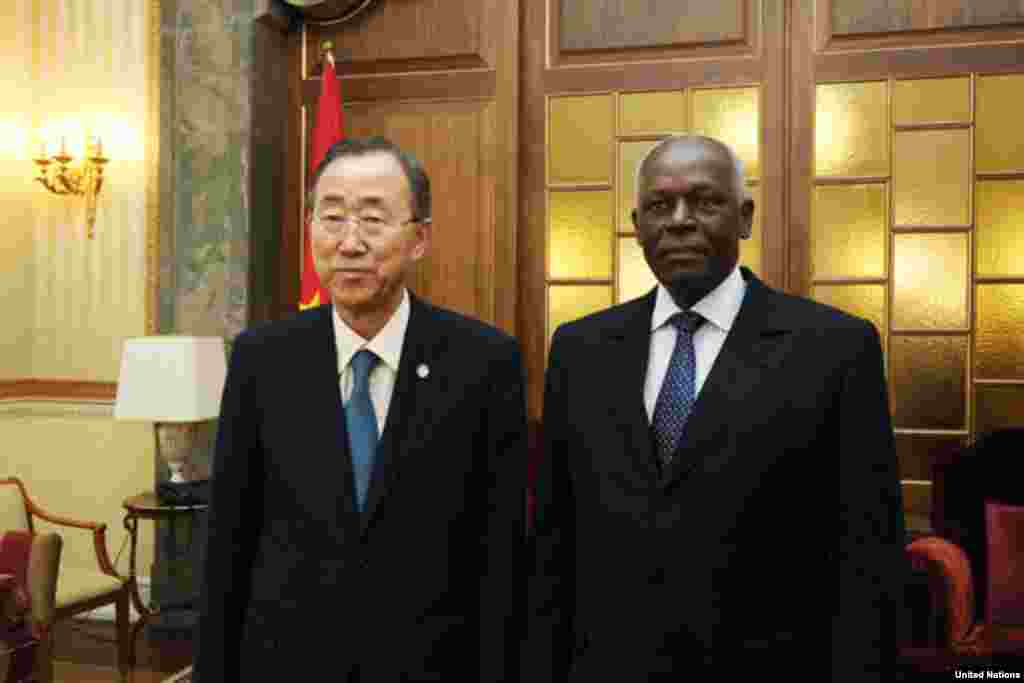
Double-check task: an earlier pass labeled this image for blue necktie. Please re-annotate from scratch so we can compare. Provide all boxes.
[346,349,379,511]
[652,311,704,469]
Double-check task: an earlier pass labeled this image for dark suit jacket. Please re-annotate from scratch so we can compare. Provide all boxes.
[524,268,907,682]
[194,295,527,682]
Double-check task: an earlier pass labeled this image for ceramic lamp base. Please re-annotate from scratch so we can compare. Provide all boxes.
[155,423,198,484]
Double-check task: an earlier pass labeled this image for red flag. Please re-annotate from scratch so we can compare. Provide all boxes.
[298,52,344,310]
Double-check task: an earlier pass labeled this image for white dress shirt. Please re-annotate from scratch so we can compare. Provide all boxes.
[332,289,410,436]
[643,266,747,423]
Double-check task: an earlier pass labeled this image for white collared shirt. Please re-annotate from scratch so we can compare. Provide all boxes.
[643,266,747,423]
[332,289,410,435]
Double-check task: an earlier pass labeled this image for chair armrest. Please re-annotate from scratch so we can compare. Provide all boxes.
[906,536,981,651]
[25,532,61,636]
[24,497,120,578]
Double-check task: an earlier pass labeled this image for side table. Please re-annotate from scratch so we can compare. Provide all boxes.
[122,493,208,669]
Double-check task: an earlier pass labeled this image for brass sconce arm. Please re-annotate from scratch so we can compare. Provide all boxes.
[32,142,109,239]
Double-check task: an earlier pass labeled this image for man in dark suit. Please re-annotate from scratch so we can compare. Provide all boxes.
[524,135,907,681]
[194,137,526,682]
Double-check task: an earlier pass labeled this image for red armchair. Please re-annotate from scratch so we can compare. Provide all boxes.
[906,428,1024,657]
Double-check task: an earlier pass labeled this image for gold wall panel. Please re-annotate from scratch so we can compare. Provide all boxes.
[549,94,614,184]
[893,129,971,226]
[740,182,761,275]
[976,180,1024,277]
[691,87,760,180]
[809,285,886,343]
[811,184,887,279]
[892,77,971,126]
[976,284,1024,381]
[548,190,614,279]
[976,74,1024,174]
[618,236,657,303]
[895,433,966,482]
[890,335,968,430]
[619,91,686,136]
[892,233,969,330]
[975,384,1024,435]
[548,285,613,345]
[815,81,888,177]
[619,140,660,231]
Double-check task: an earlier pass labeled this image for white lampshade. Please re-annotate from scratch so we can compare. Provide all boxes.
[113,336,227,422]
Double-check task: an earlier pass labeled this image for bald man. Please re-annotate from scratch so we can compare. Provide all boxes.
[524,135,906,681]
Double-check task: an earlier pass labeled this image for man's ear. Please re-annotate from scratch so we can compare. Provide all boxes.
[411,219,431,261]
[739,198,754,240]
[630,208,639,232]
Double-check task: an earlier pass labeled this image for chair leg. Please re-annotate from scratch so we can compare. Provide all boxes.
[34,631,54,683]
[116,592,132,683]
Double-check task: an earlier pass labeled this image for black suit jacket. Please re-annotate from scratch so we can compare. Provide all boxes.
[194,295,527,682]
[524,269,907,681]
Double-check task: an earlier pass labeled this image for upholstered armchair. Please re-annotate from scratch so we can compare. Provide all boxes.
[1,529,62,683]
[0,478,131,683]
[906,428,1024,657]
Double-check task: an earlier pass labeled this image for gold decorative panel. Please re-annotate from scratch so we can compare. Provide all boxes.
[619,91,686,136]
[548,190,614,279]
[811,184,887,279]
[976,284,1024,381]
[809,285,886,342]
[619,140,660,231]
[975,384,1024,435]
[976,180,1024,277]
[548,286,614,345]
[890,335,968,430]
[893,129,971,226]
[976,74,1024,174]
[549,94,614,184]
[618,236,657,303]
[739,182,761,275]
[691,87,760,180]
[892,77,971,126]
[815,81,888,177]
[892,233,969,330]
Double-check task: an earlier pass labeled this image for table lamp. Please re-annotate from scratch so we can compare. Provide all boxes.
[113,336,227,484]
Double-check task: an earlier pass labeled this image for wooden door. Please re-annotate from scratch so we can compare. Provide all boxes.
[520,0,788,416]
[790,2,1024,527]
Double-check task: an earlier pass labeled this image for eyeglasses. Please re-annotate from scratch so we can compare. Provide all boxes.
[312,210,422,240]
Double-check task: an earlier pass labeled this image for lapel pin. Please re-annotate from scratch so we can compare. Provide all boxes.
[416,363,430,379]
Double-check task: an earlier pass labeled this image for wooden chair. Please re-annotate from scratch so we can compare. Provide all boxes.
[0,478,131,683]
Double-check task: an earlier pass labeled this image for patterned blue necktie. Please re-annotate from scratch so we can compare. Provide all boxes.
[652,311,704,469]
[346,349,380,511]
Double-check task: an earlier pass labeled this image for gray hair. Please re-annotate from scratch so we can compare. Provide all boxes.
[634,134,748,208]
[307,136,432,223]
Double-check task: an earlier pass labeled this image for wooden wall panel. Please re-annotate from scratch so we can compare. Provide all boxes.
[552,0,758,66]
[831,0,1024,35]
[304,0,497,75]
[559,0,745,51]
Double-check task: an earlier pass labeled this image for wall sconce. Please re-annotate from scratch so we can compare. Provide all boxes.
[33,136,109,239]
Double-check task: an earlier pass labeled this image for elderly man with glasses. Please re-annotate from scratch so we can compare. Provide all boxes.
[194,137,527,683]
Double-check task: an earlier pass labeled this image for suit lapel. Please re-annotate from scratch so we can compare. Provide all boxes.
[660,271,795,488]
[602,291,660,483]
[304,306,362,523]
[360,295,445,534]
